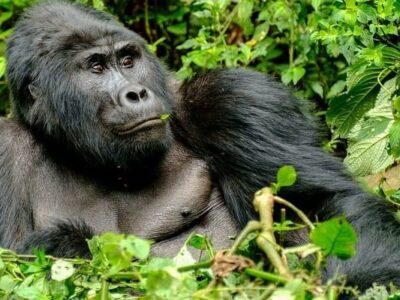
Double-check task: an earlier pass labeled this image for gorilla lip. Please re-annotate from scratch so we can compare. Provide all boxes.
[115,117,165,135]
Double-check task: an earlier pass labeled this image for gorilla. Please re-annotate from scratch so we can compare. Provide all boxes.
[2,0,400,291]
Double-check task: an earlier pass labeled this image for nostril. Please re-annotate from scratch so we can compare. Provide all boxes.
[139,89,147,100]
[126,91,139,102]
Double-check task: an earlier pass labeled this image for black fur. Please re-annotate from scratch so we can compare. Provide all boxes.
[17,221,93,259]
[1,0,399,292]
[173,69,400,289]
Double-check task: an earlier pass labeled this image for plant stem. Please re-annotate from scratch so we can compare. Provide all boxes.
[245,268,288,284]
[274,196,315,230]
[99,277,110,300]
[178,260,213,272]
[228,220,262,255]
[253,188,292,278]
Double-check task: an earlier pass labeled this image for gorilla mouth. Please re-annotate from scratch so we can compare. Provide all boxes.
[115,117,165,135]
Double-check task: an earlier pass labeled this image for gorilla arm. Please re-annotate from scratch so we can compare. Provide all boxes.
[172,68,400,289]
[0,119,93,257]
[0,119,34,250]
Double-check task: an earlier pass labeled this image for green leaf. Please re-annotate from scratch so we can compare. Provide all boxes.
[0,11,12,26]
[160,113,170,121]
[0,275,17,294]
[311,0,322,11]
[281,67,305,85]
[126,236,151,260]
[311,82,323,98]
[310,217,357,260]
[167,22,187,35]
[327,67,390,138]
[291,67,306,84]
[236,0,254,34]
[0,57,6,79]
[237,0,253,22]
[276,165,297,188]
[88,232,151,275]
[51,260,75,281]
[360,47,384,67]
[389,120,400,158]
[344,77,396,176]
[15,286,49,300]
[173,244,196,267]
[326,80,346,99]
[188,234,207,250]
[344,132,394,176]
[92,0,104,10]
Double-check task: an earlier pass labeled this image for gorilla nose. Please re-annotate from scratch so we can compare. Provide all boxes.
[126,89,148,102]
[118,86,150,106]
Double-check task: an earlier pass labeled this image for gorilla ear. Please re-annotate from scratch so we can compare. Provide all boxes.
[28,83,40,101]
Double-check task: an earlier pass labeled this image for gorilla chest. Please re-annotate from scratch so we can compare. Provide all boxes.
[30,147,233,245]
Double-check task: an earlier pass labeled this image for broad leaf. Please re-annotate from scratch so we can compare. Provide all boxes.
[344,78,396,176]
[310,217,357,260]
[327,46,400,138]
[276,165,297,188]
[344,132,394,176]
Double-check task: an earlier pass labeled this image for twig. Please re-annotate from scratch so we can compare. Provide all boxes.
[274,196,315,230]
[253,188,292,279]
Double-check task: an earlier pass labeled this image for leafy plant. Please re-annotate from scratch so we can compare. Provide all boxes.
[313,0,400,176]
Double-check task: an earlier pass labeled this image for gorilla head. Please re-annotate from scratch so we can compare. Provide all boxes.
[6,1,173,170]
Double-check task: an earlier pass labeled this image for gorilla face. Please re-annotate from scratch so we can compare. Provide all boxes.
[6,2,173,169]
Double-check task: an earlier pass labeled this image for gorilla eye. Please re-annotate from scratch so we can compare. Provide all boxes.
[121,56,134,68]
[91,63,105,74]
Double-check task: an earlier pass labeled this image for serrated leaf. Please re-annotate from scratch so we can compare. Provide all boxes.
[344,77,396,176]
[310,217,357,260]
[344,132,394,176]
[348,117,392,141]
[327,68,391,138]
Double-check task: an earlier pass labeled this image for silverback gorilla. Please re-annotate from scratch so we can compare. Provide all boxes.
[2,0,400,291]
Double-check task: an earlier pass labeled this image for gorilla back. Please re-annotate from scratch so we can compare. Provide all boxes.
[3,0,400,291]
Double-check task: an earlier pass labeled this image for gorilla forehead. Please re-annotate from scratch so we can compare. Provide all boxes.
[10,1,145,56]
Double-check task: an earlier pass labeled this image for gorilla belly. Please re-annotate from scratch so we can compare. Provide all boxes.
[31,143,237,256]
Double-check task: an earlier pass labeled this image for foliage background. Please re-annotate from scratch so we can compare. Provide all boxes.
[1,0,400,183]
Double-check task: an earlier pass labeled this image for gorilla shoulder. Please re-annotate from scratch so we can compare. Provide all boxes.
[0,118,39,166]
